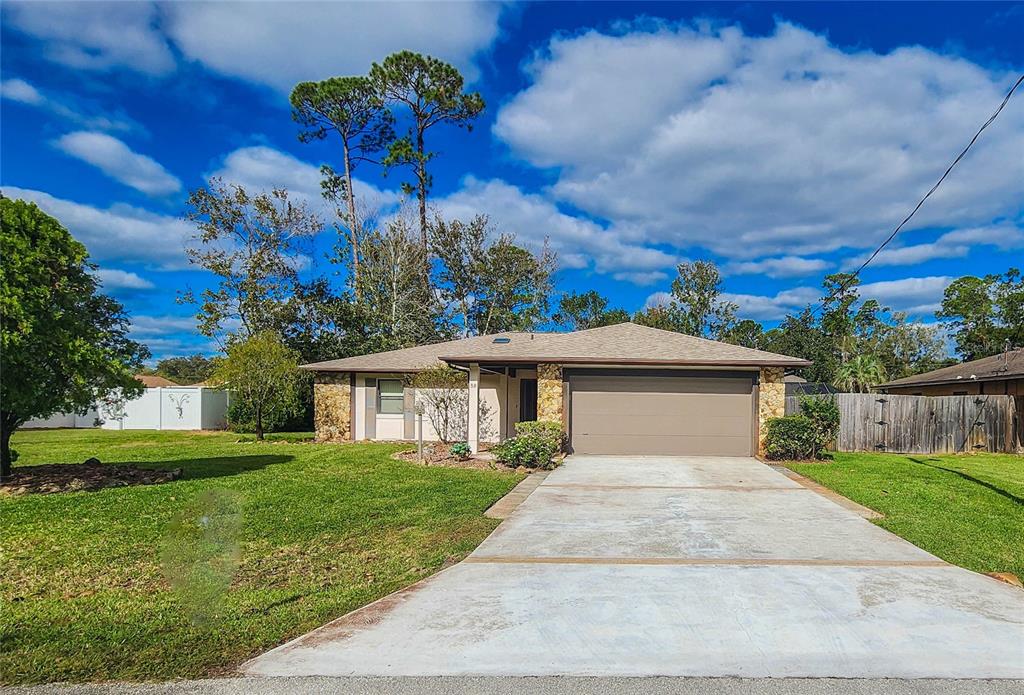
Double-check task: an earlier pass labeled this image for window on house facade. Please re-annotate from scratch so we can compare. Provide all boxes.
[378,379,404,414]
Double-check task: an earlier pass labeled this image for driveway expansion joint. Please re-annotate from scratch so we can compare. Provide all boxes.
[463,556,951,567]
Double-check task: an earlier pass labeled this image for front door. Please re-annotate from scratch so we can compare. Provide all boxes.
[519,378,538,422]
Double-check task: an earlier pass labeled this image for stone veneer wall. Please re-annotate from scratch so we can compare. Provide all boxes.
[537,363,564,426]
[313,372,351,442]
[757,366,786,455]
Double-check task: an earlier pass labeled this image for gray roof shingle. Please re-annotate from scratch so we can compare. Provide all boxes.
[302,322,810,372]
[879,348,1024,388]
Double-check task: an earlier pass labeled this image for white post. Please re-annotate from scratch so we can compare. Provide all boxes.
[468,363,480,454]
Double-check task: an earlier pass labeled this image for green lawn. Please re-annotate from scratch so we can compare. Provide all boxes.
[786,452,1024,579]
[0,429,521,685]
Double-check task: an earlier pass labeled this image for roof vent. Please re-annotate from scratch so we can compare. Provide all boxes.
[492,337,511,344]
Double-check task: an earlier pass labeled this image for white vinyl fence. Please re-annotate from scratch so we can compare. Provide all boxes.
[22,387,229,431]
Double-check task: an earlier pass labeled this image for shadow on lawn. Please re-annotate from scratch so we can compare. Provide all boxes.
[143,454,295,480]
[907,456,1024,506]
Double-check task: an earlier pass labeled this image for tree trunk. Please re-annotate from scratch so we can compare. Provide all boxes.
[255,406,264,442]
[416,129,428,251]
[342,141,361,301]
[1,411,19,481]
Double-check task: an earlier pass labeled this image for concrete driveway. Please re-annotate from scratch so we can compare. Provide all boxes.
[243,456,1024,679]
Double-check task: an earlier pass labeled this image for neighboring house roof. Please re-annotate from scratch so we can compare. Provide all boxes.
[783,375,807,383]
[878,348,1024,389]
[135,374,179,387]
[303,322,810,372]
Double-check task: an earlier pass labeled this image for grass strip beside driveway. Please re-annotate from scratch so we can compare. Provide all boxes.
[0,429,521,685]
[785,452,1024,580]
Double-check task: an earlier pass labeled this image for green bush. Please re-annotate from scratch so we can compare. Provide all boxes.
[450,442,471,459]
[762,415,821,460]
[799,395,840,448]
[493,420,564,469]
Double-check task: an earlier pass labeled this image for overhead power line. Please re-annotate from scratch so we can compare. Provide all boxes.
[811,72,1024,317]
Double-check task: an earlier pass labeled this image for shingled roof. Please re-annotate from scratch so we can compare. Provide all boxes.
[302,322,810,372]
[878,348,1024,389]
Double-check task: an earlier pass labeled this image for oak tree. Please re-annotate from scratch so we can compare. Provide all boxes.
[0,197,149,478]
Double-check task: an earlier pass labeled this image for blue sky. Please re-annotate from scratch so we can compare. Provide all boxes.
[2,1,1022,360]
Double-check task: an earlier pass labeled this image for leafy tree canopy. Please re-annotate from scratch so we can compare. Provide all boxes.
[554,290,630,331]
[937,269,1023,360]
[1,197,149,476]
[182,180,322,339]
[371,51,485,244]
[429,214,555,335]
[149,354,218,385]
[633,261,737,339]
[212,332,301,441]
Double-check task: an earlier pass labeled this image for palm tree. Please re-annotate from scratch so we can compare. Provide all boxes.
[834,354,887,393]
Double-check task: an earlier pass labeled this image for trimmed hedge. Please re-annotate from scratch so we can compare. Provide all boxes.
[762,415,820,460]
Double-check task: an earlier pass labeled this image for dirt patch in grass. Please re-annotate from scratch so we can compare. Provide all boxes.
[392,442,501,470]
[0,459,181,496]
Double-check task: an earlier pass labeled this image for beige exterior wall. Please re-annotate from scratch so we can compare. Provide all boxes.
[537,363,565,427]
[757,366,786,456]
[352,372,504,443]
[313,372,352,442]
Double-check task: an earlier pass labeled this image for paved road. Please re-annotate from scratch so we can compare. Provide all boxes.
[242,456,1024,679]
[8,676,1024,695]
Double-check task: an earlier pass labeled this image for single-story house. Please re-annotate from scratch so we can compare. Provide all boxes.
[302,322,810,457]
[877,348,1023,442]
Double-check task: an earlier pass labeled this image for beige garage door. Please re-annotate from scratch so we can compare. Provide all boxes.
[569,374,754,456]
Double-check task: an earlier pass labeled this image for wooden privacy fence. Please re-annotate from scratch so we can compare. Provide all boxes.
[784,393,1019,454]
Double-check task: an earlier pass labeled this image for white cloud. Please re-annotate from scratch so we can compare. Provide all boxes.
[496,22,1024,260]
[1,78,43,104]
[722,287,820,320]
[164,1,503,91]
[715,275,953,322]
[1,77,140,133]
[54,132,181,196]
[857,275,953,316]
[207,145,399,219]
[434,177,678,279]
[2,1,174,74]
[4,1,505,92]
[725,256,832,278]
[644,291,673,310]
[843,224,1024,268]
[130,314,201,339]
[1,186,193,269]
[94,269,155,291]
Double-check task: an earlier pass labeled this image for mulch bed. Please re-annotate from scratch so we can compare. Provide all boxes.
[392,442,504,470]
[0,459,181,496]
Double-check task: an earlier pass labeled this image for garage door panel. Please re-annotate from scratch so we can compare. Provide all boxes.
[573,433,752,456]
[572,392,750,418]
[575,412,752,437]
[570,376,750,395]
[569,374,753,456]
